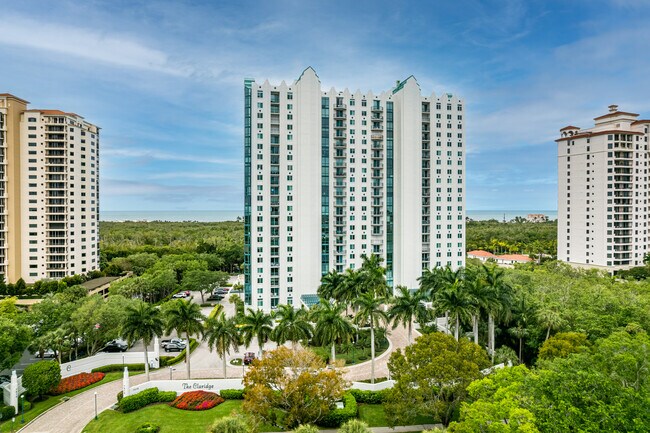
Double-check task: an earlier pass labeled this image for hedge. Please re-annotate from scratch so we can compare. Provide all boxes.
[160,339,198,367]
[157,391,177,403]
[118,388,177,413]
[348,388,390,404]
[92,363,145,373]
[319,392,357,427]
[119,388,160,413]
[219,389,245,400]
[0,405,16,421]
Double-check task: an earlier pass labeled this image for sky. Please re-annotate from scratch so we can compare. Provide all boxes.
[1,0,650,212]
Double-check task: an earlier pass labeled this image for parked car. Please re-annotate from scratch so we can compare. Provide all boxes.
[161,338,187,349]
[36,349,56,358]
[243,352,256,365]
[102,340,128,352]
[164,342,185,352]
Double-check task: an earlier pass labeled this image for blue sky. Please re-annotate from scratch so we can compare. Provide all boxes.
[2,0,649,212]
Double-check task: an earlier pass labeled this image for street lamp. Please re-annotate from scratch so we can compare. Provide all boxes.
[169,366,173,380]
[94,392,98,420]
[20,395,24,424]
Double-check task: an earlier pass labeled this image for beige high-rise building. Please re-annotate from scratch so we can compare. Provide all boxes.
[0,93,100,283]
[556,105,650,270]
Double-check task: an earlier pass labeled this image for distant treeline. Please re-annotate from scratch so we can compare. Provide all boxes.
[466,219,557,256]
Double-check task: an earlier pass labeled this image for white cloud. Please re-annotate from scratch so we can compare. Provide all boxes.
[101,146,239,165]
[0,15,189,76]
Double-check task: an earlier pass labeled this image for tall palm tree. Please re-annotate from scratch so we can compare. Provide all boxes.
[318,270,346,301]
[387,285,430,344]
[165,299,205,379]
[271,304,313,349]
[509,294,535,363]
[482,264,513,360]
[418,267,445,299]
[433,280,473,341]
[354,292,388,383]
[203,315,240,378]
[360,254,389,297]
[239,308,273,358]
[537,303,564,341]
[340,268,364,313]
[122,301,164,382]
[311,300,354,365]
[465,269,490,345]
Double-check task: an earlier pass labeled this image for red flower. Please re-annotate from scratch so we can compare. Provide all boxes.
[50,372,106,395]
[169,391,224,411]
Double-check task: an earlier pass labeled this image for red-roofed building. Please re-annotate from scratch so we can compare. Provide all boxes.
[467,250,497,262]
[495,254,532,265]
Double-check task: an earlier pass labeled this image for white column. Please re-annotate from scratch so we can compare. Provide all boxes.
[9,370,18,414]
[152,337,160,369]
[122,367,130,397]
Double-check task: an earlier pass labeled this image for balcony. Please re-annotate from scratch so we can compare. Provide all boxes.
[371,134,383,141]
[334,132,347,139]
[334,122,347,129]
[334,103,347,109]
[371,105,383,112]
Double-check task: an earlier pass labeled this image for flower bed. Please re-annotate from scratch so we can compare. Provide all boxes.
[50,372,106,395]
[169,391,224,411]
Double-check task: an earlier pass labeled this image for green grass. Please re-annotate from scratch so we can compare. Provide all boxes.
[310,338,390,366]
[81,401,281,433]
[358,404,438,428]
[0,371,133,433]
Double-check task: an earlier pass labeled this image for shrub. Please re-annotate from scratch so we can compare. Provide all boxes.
[119,388,160,413]
[209,416,251,433]
[135,422,160,433]
[50,372,105,395]
[92,363,145,373]
[339,419,371,433]
[157,391,177,402]
[117,390,124,402]
[349,388,389,404]
[23,361,61,399]
[219,389,244,400]
[319,392,357,427]
[0,405,16,421]
[169,390,224,411]
[294,425,319,433]
[22,400,32,412]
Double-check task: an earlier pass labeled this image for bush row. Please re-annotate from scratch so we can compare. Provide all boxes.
[119,387,177,413]
[92,363,146,373]
[349,388,390,404]
[219,389,245,400]
[160,339,198,367]
[319,392,357,427]
[50,372,105,395]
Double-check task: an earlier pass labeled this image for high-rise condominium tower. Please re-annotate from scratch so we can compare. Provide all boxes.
[244,68,465,311]
[0,93,100,283]
[556,105,650,270]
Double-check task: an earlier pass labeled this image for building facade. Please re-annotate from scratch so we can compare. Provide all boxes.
[556,105,650,270]
[0,93,100,283]
[244,68,465,311]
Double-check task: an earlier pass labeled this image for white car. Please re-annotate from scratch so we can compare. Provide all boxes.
[37,349,56,359]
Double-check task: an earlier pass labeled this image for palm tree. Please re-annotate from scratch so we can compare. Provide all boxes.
[359,254,389,297]
[482,264,513,360]
[354,292,388,383]
[509,294,535,363]
[465,270,490,345]
[433,280,473,341]
[165,299,205,379]
[340,268,364,313]
[203,315,240,378]
[239,308,273,358]
[536,303,564,341]
[387,285,430,344]
[121,301,164,381]
[311,300,354,365]
[318,270,346,301]
[271,304,313,349]
[418,266,445,299]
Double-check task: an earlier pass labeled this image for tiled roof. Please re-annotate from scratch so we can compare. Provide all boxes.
[467,250,497,258]
[496,254,532,262]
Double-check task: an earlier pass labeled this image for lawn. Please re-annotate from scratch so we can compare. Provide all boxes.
[0,371,132,433]
[310,337,390,366]
[358,404,438,428]
[81,401,281,433]
[80,400,438,433]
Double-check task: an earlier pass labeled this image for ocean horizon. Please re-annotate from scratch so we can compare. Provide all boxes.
[100,209,558,222]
